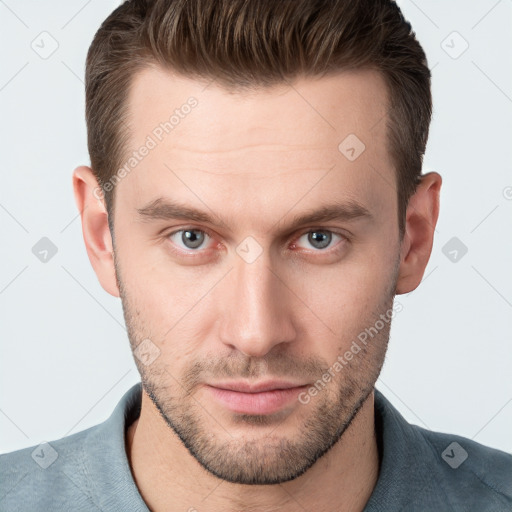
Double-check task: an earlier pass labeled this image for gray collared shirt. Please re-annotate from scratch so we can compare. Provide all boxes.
[1,382,511,511]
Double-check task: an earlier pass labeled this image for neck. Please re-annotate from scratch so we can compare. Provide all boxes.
[126,391,379,512]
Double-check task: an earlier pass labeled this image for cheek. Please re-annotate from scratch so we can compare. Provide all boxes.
[120,258,225,357]
[120,238,206,310]
[292,247,396,339]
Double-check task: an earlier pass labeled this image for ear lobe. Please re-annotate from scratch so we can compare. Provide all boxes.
[72,166,120,298]
[395,172,442,295]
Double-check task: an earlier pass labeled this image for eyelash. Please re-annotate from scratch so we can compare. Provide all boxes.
[165,227,349,258]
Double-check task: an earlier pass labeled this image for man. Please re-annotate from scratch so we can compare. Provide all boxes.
[1,0,511,510]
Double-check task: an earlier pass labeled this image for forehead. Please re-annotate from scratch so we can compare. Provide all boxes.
[127,65,390,150]
[116,66,395,230]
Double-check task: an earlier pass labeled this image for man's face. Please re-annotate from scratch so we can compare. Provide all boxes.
[112,67,401,485]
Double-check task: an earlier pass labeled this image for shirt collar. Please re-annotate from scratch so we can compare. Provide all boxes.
[83,382,149,512]
[364,388,440,511]
[82,382,439,511]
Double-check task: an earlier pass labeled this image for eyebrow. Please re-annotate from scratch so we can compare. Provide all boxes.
[137,198,224,225]
[136,197,372,232]
[279,201,372,232]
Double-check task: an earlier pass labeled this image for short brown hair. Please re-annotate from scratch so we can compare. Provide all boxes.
[86,0,432,237]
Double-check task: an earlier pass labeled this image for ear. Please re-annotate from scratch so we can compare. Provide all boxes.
[72,166,120,298]
[395,172,442,294]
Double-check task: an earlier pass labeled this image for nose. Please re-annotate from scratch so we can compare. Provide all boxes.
[218,249,297,358]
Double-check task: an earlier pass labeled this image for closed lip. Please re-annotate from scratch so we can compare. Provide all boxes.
[206,380,309,393]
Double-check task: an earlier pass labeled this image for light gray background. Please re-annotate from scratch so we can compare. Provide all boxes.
[1,0,511,455]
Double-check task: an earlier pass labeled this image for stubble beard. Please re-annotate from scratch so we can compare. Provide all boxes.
[115,250,399,485]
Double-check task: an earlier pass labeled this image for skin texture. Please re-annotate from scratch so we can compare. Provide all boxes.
[73,67,441,512]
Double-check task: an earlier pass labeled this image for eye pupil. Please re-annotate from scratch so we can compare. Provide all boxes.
[182,230,204,249]
[308,231,331,249]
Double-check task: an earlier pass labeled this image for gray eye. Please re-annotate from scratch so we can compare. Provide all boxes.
[307,231,332,249]
[181,229,205,249]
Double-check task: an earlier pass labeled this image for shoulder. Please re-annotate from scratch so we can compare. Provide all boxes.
[418,424,512,497]
[371,389,512,511]
[408,421,512,511]
[0,383,144,512]
[0,427,103,511]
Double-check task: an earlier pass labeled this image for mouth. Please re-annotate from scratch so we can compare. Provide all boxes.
[204,380,310,415]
